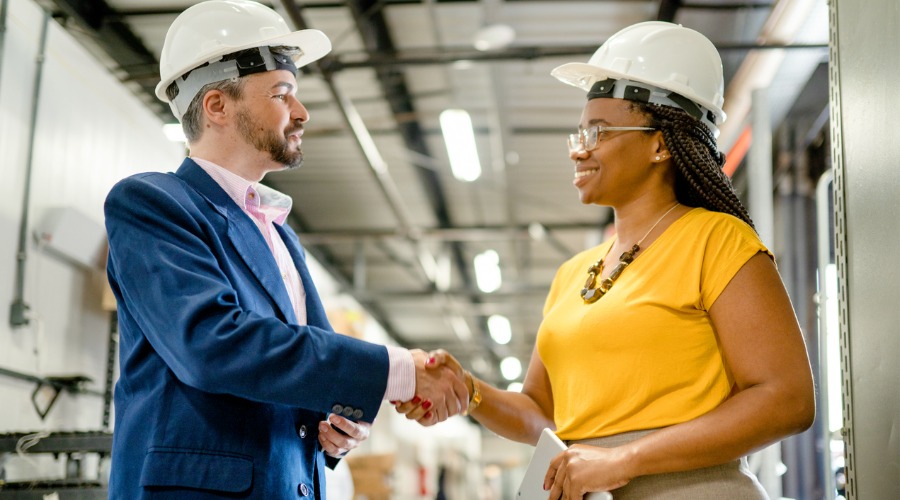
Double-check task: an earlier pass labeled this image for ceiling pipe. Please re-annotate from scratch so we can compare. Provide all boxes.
[277,0,491,357]
[116,43,827,88]
[276,2,419,242]
[328,42,827,70]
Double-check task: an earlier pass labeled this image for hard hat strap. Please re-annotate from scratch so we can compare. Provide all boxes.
[170,46,300,119]
[587,78,718,136]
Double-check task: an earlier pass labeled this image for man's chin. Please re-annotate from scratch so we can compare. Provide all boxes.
[284,159,304,170]
[272,148,303,170]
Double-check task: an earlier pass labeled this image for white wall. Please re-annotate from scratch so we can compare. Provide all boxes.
[0,0,183,481]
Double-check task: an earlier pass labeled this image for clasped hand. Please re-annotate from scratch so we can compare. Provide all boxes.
[393,349,468,426]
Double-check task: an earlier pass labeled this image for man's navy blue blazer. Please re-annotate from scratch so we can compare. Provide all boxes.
[104,158,390,498]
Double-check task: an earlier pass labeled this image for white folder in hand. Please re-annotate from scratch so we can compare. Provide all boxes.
[516,428,613,500]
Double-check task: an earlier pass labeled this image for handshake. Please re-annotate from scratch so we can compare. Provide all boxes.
[393,349,474,426]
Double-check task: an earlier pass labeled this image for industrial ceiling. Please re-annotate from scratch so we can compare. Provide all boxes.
[36,0,830,387]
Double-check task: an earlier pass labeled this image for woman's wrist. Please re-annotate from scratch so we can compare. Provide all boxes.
[463,370,482,415]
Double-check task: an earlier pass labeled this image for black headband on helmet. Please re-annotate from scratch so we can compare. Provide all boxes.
[170,46,300,118]
[587,78,718,135]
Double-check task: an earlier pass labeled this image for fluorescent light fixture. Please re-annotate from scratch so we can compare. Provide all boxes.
[163,123,187,143]
[507,382,523,393]
[435,252,452,292]
[487,314,512,345]
[500,356,522,381]
[472,24,516,52]
[474,249,501,293]
[440,109,482,182]
[528,222,547,241]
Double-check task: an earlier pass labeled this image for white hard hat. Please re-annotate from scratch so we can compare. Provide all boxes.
[155,0,332,120]
[552,21,725,131]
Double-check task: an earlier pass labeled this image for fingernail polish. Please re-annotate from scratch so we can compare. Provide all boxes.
[422,400,432,410]
[411,396,421,405]
[424,411,432,419]
[426,356,435,365]
[390,400,398,405]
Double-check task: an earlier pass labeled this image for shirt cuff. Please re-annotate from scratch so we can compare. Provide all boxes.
[383,346,415,402]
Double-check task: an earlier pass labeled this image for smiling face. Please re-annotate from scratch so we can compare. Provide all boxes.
[570,99,663,207]
[233,70,309,171]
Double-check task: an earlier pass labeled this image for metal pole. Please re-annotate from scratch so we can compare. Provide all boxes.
[815,171,836,499]
[747,87,781,499]
[9,11,50,327]
[0,0,9,94]
[749,87,775,248]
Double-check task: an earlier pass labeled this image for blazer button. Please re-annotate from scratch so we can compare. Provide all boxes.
[342,406,354,418]
[298,483,310,496]
[353,409,363,420]
[331,404,343,415]
[297,425,307,439]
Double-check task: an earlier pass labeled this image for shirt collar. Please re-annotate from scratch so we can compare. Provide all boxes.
[191,157,293,225]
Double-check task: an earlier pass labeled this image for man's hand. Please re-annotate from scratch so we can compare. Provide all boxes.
[396,349,468,426]
[400,349,468,426]
[317,414,371,458]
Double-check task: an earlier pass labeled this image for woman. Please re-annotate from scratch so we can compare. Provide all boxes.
[398,21,814,499]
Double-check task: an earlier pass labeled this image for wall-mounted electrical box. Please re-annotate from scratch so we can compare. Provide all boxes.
[34,207,107,270]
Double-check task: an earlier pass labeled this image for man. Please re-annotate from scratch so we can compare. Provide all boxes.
[104,1,466,497]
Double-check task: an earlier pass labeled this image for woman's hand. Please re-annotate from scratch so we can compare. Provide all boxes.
[394,349,468,426]
[543,444,632,498]
[317,414,371,458]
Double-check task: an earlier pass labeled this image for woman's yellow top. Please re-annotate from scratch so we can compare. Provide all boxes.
[537,208,771,440]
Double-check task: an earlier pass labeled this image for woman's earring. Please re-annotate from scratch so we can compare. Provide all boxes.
[655,155,661,161]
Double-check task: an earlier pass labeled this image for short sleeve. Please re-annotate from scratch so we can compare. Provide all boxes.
[699,215,772,310]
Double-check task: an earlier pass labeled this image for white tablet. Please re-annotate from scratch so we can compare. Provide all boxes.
[516,428,613,500]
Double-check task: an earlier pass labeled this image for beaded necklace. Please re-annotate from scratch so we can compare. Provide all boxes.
[581,202,680,303]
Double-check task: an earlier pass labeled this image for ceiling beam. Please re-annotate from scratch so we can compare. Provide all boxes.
[657,0,683,22]
[326,42,828,70]
[45,0,169,120]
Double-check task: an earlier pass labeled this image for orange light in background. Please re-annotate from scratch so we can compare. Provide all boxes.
[723,127,753,178]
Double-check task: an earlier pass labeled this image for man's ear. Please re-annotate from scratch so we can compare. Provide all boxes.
[202,90,229,126]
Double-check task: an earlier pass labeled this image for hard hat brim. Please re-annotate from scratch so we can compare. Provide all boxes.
[551,62,726,123]
[155,29,332,102]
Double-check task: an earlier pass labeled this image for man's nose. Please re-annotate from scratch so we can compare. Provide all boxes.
[290,96,309,123]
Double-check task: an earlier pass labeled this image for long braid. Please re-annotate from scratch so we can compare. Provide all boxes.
[632,103,756,232]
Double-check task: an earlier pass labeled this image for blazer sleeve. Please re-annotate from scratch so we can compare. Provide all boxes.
[105,173,389,422]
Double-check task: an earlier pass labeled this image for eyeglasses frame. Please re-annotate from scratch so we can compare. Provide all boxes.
[567,125,657,153]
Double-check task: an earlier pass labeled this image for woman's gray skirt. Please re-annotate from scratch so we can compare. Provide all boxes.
[568,429,769,499]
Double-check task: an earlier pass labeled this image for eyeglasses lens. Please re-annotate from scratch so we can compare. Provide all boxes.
[568,127,601,153]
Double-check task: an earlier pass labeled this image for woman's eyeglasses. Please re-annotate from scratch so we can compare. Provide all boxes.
[567,125,656,153]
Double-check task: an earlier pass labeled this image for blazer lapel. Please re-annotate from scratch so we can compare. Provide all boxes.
[176,159,298,324]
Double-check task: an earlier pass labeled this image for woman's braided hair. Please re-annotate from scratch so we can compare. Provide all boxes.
[631,102,756,232]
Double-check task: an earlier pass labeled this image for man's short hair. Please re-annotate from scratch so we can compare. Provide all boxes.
[165,46,302,143]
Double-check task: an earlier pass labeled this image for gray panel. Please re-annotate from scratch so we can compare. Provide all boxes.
[830,1,900,498]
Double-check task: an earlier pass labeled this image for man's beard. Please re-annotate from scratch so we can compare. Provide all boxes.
[236,108,304,170]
